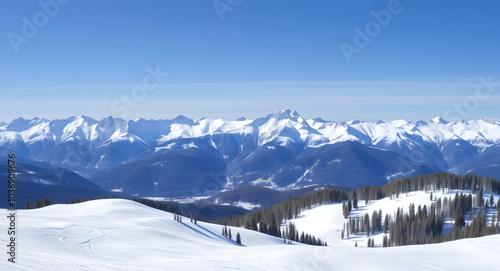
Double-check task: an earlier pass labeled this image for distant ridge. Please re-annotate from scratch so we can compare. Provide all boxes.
[1,110,499,197]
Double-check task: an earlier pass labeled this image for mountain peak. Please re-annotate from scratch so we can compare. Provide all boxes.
[430,117,449,124]
[414,120,429,126]
[9,117,28,124]
[312,117,329,123]
[67,115,98,124]
[347,120,361,125]
[99,116,120,128]
[391,119,408,126]
[172,115,195,125]
[480,117,500,124]
[7,117,35,131]
[269,109,302,121]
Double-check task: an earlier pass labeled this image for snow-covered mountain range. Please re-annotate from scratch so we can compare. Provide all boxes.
[1,110,500,197]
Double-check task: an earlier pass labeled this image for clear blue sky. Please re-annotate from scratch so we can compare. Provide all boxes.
[1,0,499,122]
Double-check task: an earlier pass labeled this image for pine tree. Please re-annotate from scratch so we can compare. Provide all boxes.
[383,214,389,234]
[236,233,241,244]
[34,199,41,209]
[377,209,383,231]
[228,229,232,239]
[268,217,278,237]
[352,190,358,209]
[476,187,483,207]
[342,202,349,218]
[250,217,258,231]
[364,213,370,237]
[371,211,377,235]
[43,197,51,207]
[382,235,388,247]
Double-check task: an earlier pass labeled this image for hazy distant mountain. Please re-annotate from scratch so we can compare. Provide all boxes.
[1,110,500,197]
[0,161,115,208]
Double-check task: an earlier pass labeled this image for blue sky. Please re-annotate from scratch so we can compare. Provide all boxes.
[1,0,499,122]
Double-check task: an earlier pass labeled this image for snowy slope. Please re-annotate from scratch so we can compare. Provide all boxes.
[1,199,500,270]
[285,189,500,249]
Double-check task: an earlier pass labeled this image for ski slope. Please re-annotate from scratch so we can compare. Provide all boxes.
[1,198,500,270]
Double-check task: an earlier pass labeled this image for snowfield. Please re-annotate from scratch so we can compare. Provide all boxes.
[2,198,500,270]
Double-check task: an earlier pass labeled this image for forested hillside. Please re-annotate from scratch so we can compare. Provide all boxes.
[219,173,500,247]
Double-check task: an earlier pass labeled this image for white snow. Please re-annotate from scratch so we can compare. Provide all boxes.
[327,159,341,164]
[142,196,211,203]
[296,160,320,183]
[284,189,500,249]
[155,142,176,152]
[181,142,198,149]
[2,113,500,158]
[220,201,262,210]
[251,177,278,189]
[385,170,415,181]
[2,198,500,270]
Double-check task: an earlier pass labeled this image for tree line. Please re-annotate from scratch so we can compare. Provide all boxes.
[220,173,500,247]
[215,187,347,246]
[343,174,500,246]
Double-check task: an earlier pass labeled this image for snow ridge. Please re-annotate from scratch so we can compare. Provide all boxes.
[2,110,500,173]
[3,110,500,149]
